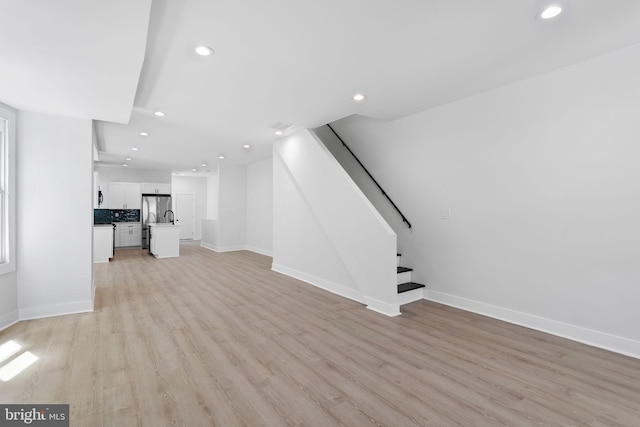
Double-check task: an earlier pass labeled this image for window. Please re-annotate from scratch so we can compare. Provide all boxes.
[0,103,15,275]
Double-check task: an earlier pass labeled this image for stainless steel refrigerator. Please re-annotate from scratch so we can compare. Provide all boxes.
[141,194,172,249]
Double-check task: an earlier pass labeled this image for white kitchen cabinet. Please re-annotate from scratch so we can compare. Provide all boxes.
[115,223,142,247]
[141,182,171,195]
[109,183,126,209]
[131,226,142,246]
[109,182,141,209]
[125,184,142,209]
[93,225,114,262]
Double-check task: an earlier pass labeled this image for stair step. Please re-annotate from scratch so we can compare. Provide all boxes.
[397,282,425,294]
[397,266,413,274]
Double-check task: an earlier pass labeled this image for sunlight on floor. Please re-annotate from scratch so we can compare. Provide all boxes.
[0,340,39,382]
[0,340,22,363]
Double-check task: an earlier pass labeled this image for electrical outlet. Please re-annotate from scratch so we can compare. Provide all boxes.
[440,209,450,220]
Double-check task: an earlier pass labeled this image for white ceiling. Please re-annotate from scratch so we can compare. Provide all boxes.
[4,0,640,173]
[0,0,151,123]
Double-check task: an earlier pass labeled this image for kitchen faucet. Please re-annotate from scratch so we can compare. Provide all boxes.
[164,210,175,225]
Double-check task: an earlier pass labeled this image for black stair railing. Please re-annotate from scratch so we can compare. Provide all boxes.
[327,124,412,229]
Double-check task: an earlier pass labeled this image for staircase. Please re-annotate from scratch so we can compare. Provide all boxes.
[397,253,425,306]
[313,124,425,311]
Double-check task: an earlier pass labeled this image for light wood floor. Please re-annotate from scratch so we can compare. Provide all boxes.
[1,245,639,426]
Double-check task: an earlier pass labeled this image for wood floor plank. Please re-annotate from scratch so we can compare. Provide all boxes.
[1,244,640,426]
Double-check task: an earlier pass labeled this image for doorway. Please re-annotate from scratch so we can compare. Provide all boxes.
[175,193,195,240]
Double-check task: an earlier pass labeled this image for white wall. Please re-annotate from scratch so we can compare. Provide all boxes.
[332,43,640,357]
[201,164,247,251]
[17,111,94,319]
[171,175,207,239]
[0,102,17,330]
[0,273,17,329]
[315,125,413,250]
[272,129,398,316]
[245,158,273,256]
[206,173,219,220]
[216,164,247,250]
[94,164,170,207]
[202,160,274,255]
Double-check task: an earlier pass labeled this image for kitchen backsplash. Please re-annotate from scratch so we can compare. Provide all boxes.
[94,209,140,224]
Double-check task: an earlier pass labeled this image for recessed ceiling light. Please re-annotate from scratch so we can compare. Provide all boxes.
[540,5,562,19]
[195,45,213,56]
[218,155,225,160]
[131,147,139,151]
[274,130,283,136]
[243,144,251,149]
[201,163,208,167]
[192,168,197,172]
[154,111,165,117]
[139,131,149,136]
[125,157,132,161]
[122,164,128,167]
[353,93,366,101]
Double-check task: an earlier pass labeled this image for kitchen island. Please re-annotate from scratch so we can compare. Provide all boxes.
[149,223,180,258]
[93,224,114,262]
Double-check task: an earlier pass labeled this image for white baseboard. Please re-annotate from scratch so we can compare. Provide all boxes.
[201,242,273,256]
[18,300,94,321]
[424,290,640,360]
[271,263,364,305]
[200,242,246,253]
[223,245,246,252]
[0,309,19,332]
[271,264,402,317]
[364,296,401,317]
[244,245,273,257]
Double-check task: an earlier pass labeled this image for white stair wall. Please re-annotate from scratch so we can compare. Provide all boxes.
[272,129,399,316]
